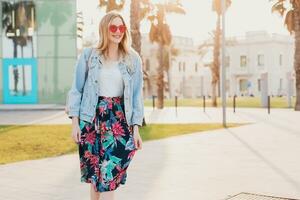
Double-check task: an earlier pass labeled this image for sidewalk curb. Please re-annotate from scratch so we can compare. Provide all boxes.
[0,104,65,111]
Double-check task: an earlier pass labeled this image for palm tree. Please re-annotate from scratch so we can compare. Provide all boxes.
[130,0,142,54]
[98,0,125,12]
[147,1,185,109]
[211,0,231,106]
[130,0,153,125]
[167,45,180,97]
[271,0,300,110]
[129,0,152,53]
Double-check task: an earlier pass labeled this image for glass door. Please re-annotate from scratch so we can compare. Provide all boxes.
[2,1,37,104]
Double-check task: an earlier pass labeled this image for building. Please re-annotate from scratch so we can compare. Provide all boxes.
[141,30,297,99]
[0,0,77,104]
[141,33,211,99]
[225,31,296,97]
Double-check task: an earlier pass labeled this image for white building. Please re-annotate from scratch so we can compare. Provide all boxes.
[141,33,211,99]
[225,31,296,97]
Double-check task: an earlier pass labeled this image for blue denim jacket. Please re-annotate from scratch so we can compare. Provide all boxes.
[67,47,144,126]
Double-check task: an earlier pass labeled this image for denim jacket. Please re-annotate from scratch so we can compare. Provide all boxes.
[67,47,144,126]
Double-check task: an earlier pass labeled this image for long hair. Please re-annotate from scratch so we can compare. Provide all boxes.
[96,11,132,61]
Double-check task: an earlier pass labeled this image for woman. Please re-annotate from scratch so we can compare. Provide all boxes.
[67,11,144,200]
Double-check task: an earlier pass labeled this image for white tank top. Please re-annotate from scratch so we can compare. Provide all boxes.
[98,60,124,97]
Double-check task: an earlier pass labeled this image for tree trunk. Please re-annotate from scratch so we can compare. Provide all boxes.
[212,14,221,107]
[157,43,164,109]
[130,0,147,126]
[130,0,141,54]
[294,8,300,110]
[212,81,217,105]
[166,46,172,98]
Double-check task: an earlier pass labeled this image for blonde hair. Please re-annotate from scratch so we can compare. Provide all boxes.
[96,11,131,61]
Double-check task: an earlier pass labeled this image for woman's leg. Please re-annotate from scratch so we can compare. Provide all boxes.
[101,191,115,200]
[90,184,100,200]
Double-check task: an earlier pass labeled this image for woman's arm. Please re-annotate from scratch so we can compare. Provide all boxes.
[131,53,144,126]
[67,48,91,119]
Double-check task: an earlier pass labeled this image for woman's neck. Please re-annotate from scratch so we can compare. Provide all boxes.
[106,43,119,61]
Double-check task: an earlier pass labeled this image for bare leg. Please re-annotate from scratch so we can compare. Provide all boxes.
[101,191,115,200]
[90,184,100,200]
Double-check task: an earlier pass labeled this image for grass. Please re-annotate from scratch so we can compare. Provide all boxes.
[144,96,296,108]
[0,123,241,165]
[140,123,239,141]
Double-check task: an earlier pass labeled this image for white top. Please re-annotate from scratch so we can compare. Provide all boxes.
[98,59,124,97]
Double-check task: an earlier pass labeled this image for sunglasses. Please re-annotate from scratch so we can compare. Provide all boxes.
[109,24,126,33]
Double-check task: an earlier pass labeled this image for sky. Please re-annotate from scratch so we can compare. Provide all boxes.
[77,0,291,45]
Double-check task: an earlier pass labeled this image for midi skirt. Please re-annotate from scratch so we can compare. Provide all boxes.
[78,95,137,192]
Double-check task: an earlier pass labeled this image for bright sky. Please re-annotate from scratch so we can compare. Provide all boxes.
[77,0,290,45]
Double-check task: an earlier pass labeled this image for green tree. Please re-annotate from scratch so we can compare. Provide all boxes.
[271,0,300,110]
[211,0,231,106]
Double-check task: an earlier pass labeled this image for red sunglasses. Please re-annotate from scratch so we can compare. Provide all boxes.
[109,24,126,33]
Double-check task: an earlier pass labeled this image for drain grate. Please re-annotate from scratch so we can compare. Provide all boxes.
[226,192,300,200]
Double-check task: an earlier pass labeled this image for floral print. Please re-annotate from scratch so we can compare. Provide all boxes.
[78,96,137,192]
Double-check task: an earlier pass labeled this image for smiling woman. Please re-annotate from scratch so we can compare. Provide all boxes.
[67,10,144,199]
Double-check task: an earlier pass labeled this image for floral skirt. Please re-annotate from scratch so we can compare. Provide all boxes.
[78,95,137,192]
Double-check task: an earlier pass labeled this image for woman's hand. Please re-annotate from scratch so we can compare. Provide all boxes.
[71,117,81,144]
[132,125,142,150]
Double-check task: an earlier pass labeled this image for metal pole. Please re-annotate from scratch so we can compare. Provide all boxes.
[152,95,155,110]
[221,0,227,127]
[175,95,178,116]
[268,95,270,114]
[203,95,206,113]
[233,95,236,113]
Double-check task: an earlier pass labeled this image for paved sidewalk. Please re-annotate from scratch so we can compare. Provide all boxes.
[0,106,276,125]
[0,108,300,199]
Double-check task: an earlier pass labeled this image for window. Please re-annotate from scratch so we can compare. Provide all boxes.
[2,1,37,102]
[279,54,283,66]
[195,63,198,72]
[257,54,264,66]
[240,55,247,67]
[2,1,37,58]
[279,78,283,90]
[183,62,185,72]
[178,62,181,71]
[258,79,261,92]
[239,79,248,91]
[225,56,230,67]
